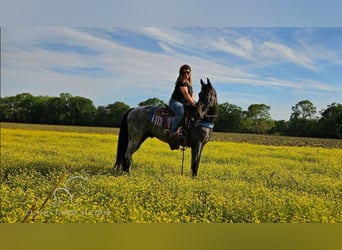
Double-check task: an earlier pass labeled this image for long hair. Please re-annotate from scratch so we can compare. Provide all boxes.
[175,64,192,86]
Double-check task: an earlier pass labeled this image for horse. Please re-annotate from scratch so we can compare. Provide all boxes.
[113,78,218,178]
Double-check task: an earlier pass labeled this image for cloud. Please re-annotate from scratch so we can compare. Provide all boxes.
[2,27,341,118]
[260,41,316,71]
[137,27,327,73]
[140,27,183,45]
[210,36,254,60]
[2,28,200,104]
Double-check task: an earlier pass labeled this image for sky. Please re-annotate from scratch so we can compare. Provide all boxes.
[1,1,342,120]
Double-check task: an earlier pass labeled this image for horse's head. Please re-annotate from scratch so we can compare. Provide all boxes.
[196,78,218,122]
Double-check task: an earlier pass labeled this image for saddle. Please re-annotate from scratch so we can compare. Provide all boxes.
[150,104,195,150]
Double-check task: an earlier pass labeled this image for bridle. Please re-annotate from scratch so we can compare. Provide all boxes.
[196,90,217,122]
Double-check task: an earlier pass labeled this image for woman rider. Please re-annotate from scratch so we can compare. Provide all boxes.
[169,64,196,140]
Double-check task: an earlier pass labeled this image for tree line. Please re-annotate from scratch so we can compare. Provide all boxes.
[1,93,341,139]
[216,100,342,139]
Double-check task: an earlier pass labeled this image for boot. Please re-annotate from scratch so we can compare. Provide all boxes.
[169,131,180,140]
[168,130,181,150]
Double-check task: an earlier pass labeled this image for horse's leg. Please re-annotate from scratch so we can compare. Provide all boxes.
[123,133,149,173]
[191,142,204,178]
[189,127,210,178]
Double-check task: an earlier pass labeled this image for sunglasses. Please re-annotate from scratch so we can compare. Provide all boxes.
[183,70,191,74]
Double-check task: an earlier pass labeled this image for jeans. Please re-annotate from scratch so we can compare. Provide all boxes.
[169,99,184,134]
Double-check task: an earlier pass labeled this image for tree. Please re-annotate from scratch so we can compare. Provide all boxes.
[0,96,16,121]
[246,104,272,120]
[318,103,342,138]
[68,96,96,125]
[291,100,317,120]
[94,106,111,126]
[271,120,289,135]
[102,101,130,127]
[138,98,165,107]
[7,93,36,122]
[288,100,318,137]
[45,96,66,124]
[31,95,51,123]
[243,104,274,134]
[216,102,243,132]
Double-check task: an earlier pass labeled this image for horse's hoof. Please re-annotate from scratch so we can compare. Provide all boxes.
[191,173,198,179]
[112,167,129,176]
[169,143,180,150]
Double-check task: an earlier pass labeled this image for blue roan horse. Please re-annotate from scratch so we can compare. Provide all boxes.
[114,78,218,178]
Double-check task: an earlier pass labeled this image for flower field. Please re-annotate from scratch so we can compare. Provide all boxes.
[1,123,342,223]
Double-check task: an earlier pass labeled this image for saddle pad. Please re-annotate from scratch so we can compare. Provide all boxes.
[150,106,174,129]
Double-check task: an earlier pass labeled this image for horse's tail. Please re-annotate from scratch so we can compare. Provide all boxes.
[114,108,133,169]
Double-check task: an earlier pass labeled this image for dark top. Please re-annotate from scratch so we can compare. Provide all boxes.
[171,81,193,104]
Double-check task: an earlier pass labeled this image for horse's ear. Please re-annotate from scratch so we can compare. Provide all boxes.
[200,79,205,87]
[207,78,212,88]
